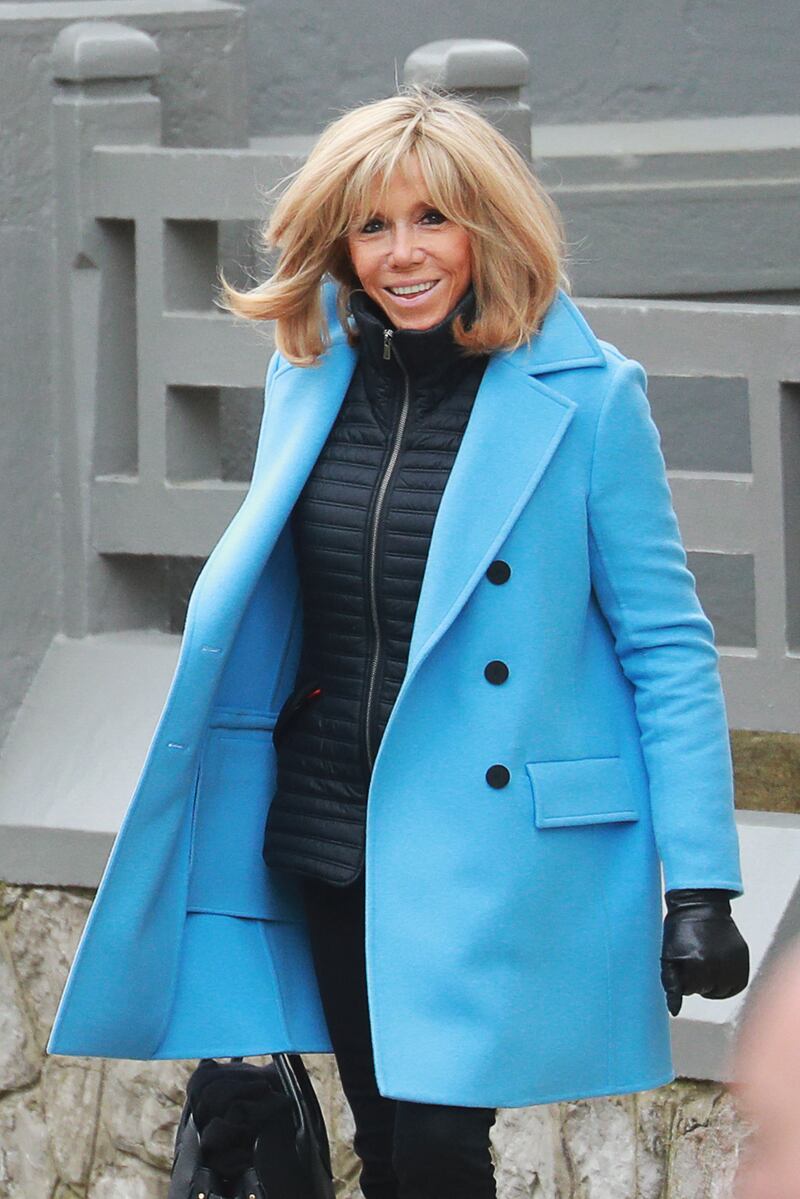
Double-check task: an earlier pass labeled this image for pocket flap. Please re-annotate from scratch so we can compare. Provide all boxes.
[525,756,640,828]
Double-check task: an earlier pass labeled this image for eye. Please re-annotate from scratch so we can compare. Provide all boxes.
[421,209,447,225]
[360,217,384,235]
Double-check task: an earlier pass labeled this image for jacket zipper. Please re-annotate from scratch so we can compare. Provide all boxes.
[363,326,410,773]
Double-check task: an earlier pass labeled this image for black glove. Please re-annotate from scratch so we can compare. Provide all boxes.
[660,888,749,1016]
[187,1059,294,1180]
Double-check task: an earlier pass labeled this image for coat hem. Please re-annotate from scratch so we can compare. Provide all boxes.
[374,1066,677,1109]
[45,1039,336,1061]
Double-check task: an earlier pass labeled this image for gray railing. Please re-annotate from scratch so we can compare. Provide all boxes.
[580,296,799,734]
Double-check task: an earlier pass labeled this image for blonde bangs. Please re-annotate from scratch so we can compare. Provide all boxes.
[338,129,496,246]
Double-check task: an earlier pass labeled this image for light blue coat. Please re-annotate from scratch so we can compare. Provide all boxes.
[47,281,743,1107]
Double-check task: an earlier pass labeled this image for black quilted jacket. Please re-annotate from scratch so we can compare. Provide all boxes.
[262,283,490,886]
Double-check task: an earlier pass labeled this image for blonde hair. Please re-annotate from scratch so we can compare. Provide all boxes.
[218,83,570,367]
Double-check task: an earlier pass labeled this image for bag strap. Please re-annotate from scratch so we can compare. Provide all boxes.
[273,1053,334,1182]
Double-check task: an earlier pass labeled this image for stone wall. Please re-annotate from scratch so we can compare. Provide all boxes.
[0,881,752,1198]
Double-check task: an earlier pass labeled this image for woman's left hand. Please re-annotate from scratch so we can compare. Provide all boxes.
[660,888,750,1016]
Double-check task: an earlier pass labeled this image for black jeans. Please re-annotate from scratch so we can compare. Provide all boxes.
[301,869,497,1199]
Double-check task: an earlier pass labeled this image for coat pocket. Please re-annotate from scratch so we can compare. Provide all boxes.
[525,755,640,828]
[187,728,301,920]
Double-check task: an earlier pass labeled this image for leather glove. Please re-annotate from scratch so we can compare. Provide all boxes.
[660,888,750,1016]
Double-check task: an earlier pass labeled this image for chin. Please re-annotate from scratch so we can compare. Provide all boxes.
[391,307,448,331]
[396,317,437,331]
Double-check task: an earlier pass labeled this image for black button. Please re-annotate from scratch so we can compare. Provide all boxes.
[484,660,509,685]
[486,559,511,585]
[486,764,511,789]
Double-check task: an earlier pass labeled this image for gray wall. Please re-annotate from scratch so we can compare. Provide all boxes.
[0,225,56,751]
[5,0,799,133]
[240,0,800,135]
[0,0,248,745]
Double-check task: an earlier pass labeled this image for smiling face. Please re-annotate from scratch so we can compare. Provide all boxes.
[345,155,472,331]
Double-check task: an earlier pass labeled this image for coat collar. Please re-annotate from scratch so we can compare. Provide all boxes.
[504,285,606,375]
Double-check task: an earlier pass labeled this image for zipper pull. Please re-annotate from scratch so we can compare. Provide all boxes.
[383,328,393,361]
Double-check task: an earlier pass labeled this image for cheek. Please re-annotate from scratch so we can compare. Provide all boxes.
[449,232,472,280]
[346,240,372,283]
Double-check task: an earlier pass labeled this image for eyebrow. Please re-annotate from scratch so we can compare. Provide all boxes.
[363,200,438,218]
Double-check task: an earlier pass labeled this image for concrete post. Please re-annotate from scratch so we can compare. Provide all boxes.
[404,39,531,162]
[51,22,161,637]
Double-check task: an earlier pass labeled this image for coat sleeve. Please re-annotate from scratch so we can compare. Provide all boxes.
[586,355,743,896]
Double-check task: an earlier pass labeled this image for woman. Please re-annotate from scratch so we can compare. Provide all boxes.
[48,85,749,1198]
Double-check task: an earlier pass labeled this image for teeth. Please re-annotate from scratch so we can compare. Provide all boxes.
[388,281,437,296]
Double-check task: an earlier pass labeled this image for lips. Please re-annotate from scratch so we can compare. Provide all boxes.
[384,279,440,299]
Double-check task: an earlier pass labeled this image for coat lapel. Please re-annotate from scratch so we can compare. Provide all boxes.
[403,287,606,675]
[244,337,357,578]
[405,359,577,675]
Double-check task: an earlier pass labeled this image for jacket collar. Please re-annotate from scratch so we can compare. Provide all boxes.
[346,283,479,389]
[324,277,605,378]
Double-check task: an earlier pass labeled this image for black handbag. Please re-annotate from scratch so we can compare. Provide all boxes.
[167,1054,336,1199]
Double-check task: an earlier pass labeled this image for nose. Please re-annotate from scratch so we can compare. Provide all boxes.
[387,222,424,268]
